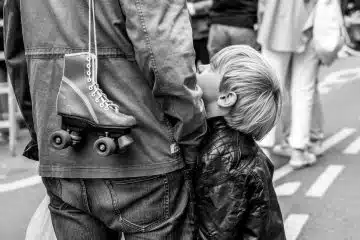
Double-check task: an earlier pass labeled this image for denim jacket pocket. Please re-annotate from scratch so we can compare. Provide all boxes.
[106,174,170,233]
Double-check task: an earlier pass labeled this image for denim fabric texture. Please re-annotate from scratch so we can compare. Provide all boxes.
[4,0,206,178]
[43,169,194,239]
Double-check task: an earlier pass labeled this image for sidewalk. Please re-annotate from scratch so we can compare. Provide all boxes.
[0,129,38,183]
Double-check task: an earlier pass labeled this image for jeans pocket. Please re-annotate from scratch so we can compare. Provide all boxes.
[106,174,170,233]
[42,177,67,210]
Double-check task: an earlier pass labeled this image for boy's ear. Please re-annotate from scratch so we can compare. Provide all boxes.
[217,91,237,108]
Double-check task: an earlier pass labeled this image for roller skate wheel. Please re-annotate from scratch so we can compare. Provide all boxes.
[50,130,72,150]
[94,137,116,157]
[117,135,134,152]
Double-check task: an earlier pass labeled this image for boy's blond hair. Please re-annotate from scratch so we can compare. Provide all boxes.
[210,45,282,140]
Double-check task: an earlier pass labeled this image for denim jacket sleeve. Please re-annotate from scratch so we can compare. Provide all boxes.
[4,0,39,160]
[119,0,207,166]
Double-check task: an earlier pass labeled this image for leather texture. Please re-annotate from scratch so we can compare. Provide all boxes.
[195,117,286,240]
[58,53,136,127]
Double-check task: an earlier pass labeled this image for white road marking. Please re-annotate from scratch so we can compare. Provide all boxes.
[306,165,344,198]
[284,214,309,240]
[319,128,356,154]
[0,163,7,179]
[273,164,293,183]
[0,175,42,193]
[318,85,331,94]
[319,68,360,95]
[0,130,354,194]
[343,136,360,154]
[275,181,301,197]
[273,128,354,183]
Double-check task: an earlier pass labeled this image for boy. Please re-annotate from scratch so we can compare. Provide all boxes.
[194,45,286,240]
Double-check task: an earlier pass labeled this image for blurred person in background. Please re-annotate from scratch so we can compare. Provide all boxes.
[0,0,9,142]
[341,0,360,52]
[257,0,324,169]
[0,0,29,143]
[342,0,360,15]
[187,0,213,67]
[207,0,260,58]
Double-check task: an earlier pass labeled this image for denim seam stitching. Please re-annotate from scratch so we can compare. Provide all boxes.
[110,175,161,185]
[80,180,91,213]
[134,0,160,82]
[120,216,165,233]
[58,178,63,197]
[105,180,123,222]
[39,157,182,169]
[164,173,170,219]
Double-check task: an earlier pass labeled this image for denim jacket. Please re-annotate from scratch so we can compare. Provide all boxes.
[4,0,207,178]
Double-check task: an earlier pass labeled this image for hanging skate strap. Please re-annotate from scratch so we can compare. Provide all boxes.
[88,0,98,76]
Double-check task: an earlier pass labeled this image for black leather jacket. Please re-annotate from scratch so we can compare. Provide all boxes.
[195,117,286,240]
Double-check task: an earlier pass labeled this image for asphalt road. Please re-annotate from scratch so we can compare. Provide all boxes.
[0,56,360,240]
[273,56,360,240]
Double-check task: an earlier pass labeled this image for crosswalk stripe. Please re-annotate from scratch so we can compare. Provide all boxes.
[273,128,354,183]
[343,136,360,154]
[306,165,344,198]
[319,128,356,153]
[284,214,309,240]
[0,175,42,193]
[319,68,360,95]
[273,164,293,182]
[275,181,301,197]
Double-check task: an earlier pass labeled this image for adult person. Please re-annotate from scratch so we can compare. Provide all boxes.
[187,0,213,67]
[257,0,322,168]
[207,0,260,58]
[0,0,9,142]
[4,0,207,239]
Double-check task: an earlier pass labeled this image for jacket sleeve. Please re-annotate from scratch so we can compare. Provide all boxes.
[241,172,286,240]
[119,0,207,167]
[4,0,38,160]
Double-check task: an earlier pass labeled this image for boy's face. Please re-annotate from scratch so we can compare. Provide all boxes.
[196,64,222,104]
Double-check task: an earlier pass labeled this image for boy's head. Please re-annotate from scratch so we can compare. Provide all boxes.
[196,45,282,140]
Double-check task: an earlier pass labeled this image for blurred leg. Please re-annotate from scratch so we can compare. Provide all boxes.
[227,26,260,50]
[310,80,325,141]
[258,48,291,147]
[0,63,7,122]
[289,41,320,150]
[207,24,230,58]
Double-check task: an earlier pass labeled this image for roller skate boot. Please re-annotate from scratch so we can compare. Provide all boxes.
[50,53,136,156]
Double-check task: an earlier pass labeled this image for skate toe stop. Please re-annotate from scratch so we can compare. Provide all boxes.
[118,135,134,151]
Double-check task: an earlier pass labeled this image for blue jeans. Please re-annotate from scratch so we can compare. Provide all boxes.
[43,169,194,239]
